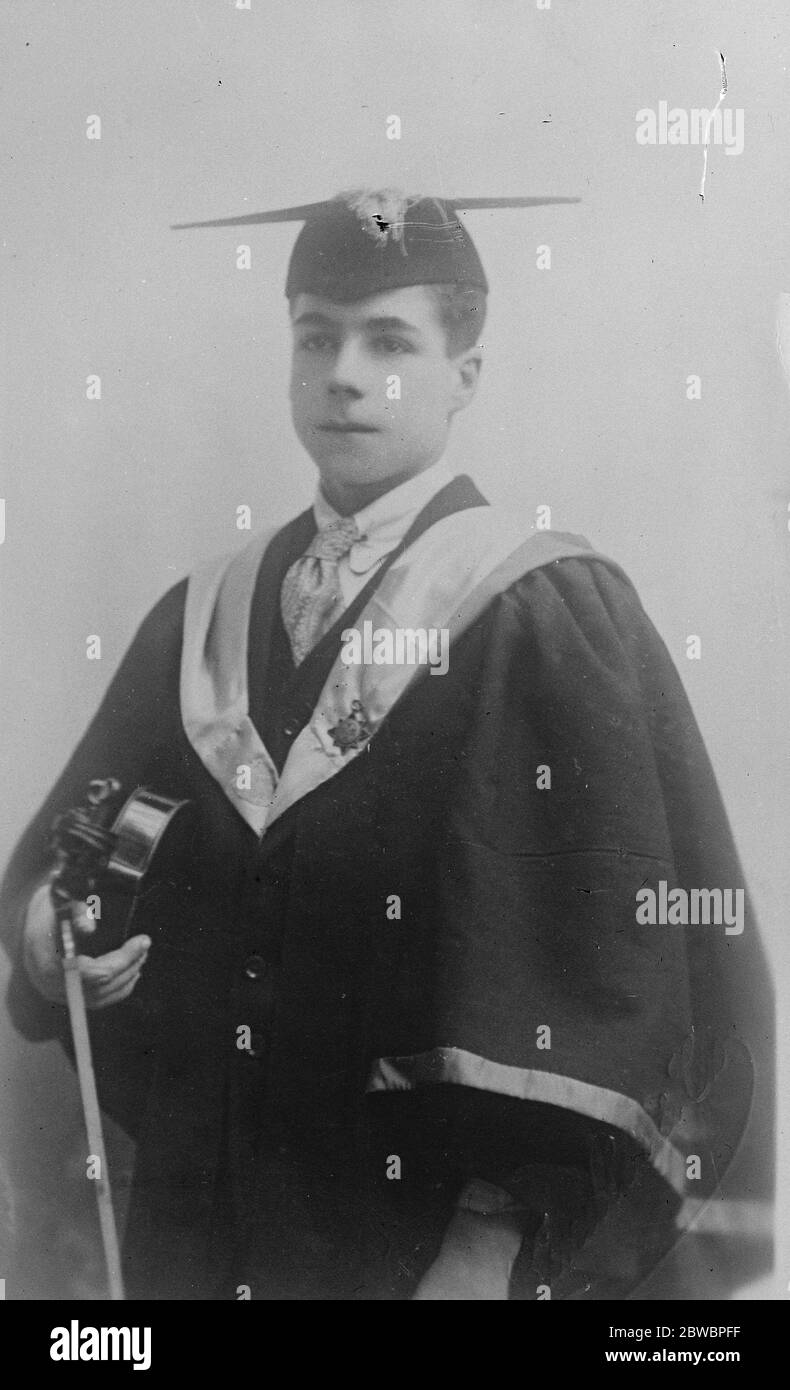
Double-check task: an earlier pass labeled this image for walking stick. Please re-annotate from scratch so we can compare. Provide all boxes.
[48,777,191,1300]
[50,779,126,1301]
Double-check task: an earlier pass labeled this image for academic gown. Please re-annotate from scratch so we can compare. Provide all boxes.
[0,476,773,1301]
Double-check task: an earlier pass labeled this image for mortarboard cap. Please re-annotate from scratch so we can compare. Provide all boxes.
[172,189,580,301]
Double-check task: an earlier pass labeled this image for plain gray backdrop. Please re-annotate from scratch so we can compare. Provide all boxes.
[1,0,788,1298]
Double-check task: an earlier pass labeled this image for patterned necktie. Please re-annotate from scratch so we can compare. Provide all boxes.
[280,516,362,665]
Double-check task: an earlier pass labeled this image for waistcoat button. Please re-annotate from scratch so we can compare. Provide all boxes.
[244,954,268,981]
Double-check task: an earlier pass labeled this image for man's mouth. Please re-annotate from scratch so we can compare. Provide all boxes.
[317,422,379,434]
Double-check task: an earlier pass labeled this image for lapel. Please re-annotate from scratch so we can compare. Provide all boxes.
[180,479,602,837]
[248,506,316,678]
[272,474,488,743]
[246,508,312,769]
[265,523,597,831]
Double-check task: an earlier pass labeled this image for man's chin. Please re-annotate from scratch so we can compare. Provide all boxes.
[305,435,393,480]
[295,428,437,497]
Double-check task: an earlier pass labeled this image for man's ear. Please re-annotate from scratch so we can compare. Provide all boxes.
[448,349,483,416]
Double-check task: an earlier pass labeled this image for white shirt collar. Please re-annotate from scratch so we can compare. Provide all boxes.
[312,458,456,574]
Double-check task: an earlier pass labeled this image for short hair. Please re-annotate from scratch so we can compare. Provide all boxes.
[426,283,487,357]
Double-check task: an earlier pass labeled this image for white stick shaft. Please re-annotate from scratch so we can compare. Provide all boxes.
[62,947,125,1301]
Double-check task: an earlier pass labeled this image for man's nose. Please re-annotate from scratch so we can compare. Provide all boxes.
[327,340,366,397]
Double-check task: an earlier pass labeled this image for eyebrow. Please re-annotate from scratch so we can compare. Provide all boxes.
[292,311,422,335]
[292,311,336,328]
[364,316,422,335]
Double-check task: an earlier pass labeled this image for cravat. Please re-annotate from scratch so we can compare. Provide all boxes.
[280,516,362,665]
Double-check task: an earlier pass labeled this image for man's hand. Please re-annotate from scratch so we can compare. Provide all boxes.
[412,1206,523,1300]
[23,880,151,1011]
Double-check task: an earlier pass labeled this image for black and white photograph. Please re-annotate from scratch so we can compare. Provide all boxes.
[1,0,787,1335]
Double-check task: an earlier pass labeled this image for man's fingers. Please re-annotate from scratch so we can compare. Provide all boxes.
[22,879,152,1007]
[87,973,142,1011]
[86,956,146,1000]
[77,935,151,988]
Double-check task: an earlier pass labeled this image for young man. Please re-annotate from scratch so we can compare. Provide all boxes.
[1,191,771,1300]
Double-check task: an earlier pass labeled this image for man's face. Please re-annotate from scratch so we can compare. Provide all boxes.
[289,285,480,497]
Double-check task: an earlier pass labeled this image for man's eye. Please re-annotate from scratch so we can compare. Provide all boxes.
[376,337,413,355]
[298,335,334,352]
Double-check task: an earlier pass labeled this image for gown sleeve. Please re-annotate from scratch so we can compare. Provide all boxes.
[408,554,771,1297]
[0,581,187,1046]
